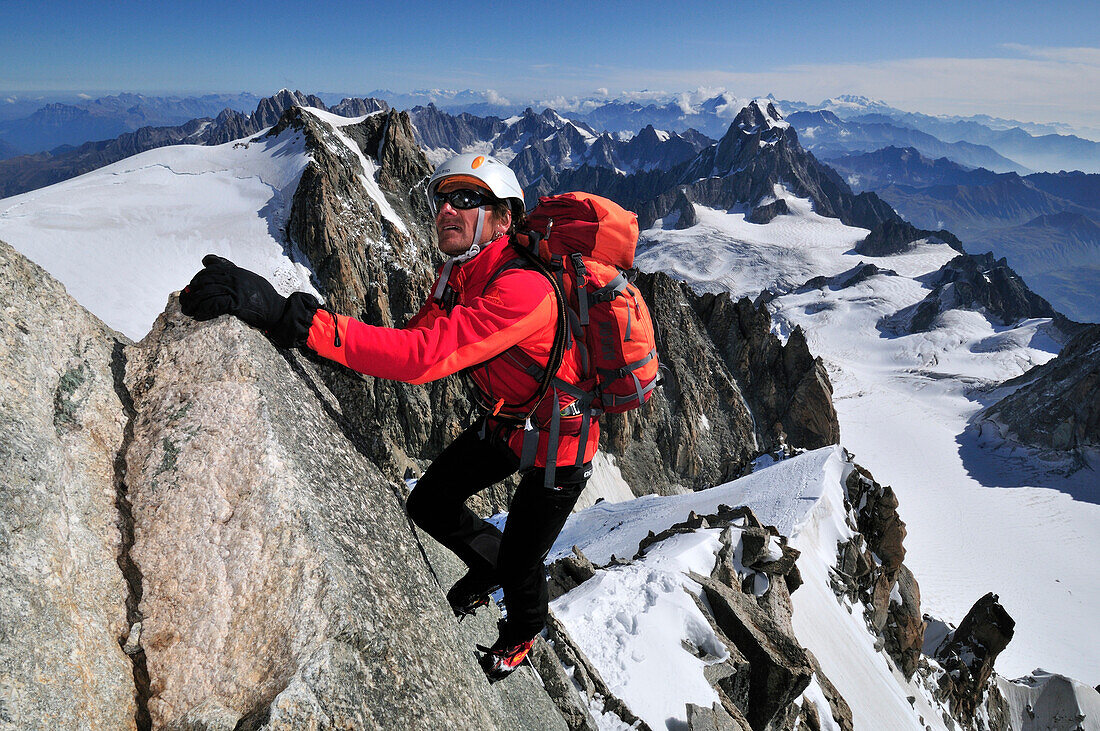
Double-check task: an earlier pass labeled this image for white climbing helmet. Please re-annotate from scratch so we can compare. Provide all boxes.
[426,152,525,217]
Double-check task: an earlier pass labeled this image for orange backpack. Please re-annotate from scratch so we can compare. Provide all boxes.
[472,192,659,484]
[520,192,659,415]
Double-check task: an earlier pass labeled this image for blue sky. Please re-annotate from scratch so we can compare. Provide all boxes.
[3,0,1098,126]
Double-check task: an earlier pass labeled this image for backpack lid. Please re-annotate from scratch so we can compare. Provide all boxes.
[526,192,639,270]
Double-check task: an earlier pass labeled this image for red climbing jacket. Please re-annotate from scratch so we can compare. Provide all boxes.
[303,233,600,469]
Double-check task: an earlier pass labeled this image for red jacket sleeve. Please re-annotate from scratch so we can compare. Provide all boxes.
[305,270,555,385]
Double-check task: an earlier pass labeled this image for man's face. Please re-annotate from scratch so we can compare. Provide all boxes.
[434,187,510,256]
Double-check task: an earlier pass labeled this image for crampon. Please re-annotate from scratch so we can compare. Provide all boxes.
[476,635,535,682]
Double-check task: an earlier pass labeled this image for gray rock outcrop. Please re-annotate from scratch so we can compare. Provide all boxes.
[0,239,590,729]
[834,464,924,678]
[881,252,1064,334]
[123,301,572,729]
[934,593,1016,725]
[0,240,137,729]
[980,322,1100,456]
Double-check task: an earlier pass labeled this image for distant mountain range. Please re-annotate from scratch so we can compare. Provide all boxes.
[827,146,1100,322]
[6,88,1100,176]
[786,110,1029,174]
[2,87,1097,321]
[0,91,387,198]
[0,92,263,155]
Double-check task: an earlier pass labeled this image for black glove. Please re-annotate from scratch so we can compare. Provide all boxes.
[180,254,320,347]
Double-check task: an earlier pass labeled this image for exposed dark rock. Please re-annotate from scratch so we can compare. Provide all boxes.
[856,218,965,256]
[799,262,899,293]
[747,198,789,224]
[980,323,1100,454]
[692,292,841,451]
[935,593,1015,724]
[251,90,325,129]
[528,638,600,731]
[546,547,598,602]
[408,103,506,154]
[881,252,1063,334]
[836,463,924,678]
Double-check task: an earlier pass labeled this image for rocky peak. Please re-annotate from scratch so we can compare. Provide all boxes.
[252,89,326,128]
[707,101,796,179]
[329,96,390,117]
[934,593,1015,724]
[607,101,899,231]
[928,252,1059,324]
[882,251,1065,334]
[733,99,789,136]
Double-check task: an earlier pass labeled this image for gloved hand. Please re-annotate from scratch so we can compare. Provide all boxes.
[180,254,286,327]
[180,254,320,347]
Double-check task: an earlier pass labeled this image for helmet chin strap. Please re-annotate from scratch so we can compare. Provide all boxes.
[433,207,492,304]
[472,206,486,249]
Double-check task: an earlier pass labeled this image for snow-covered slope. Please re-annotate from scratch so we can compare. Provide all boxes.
[0,107,405,341]
[0,126,318,339]
[550,447,952,729]
[636,192,1100,685]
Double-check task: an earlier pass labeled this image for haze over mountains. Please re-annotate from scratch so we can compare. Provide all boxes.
[2,86,1098,325]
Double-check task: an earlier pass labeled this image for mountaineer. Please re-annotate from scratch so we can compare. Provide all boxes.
[180,153,615,680]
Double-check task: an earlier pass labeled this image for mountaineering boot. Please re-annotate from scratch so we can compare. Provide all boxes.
[447,569,501,620]
[476,621,536,682]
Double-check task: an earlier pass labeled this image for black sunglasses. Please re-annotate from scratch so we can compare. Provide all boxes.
[433,188,496,211]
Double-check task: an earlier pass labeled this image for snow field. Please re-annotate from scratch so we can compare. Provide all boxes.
[549,448,947,730]
[0,127,318,340]
[552,531,728,729]
[773,271,1100,682]
[638,196,1099,683]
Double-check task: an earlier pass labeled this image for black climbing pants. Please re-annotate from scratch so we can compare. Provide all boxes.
[405,420,590,644]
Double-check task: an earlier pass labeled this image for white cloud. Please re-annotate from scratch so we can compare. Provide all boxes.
[1001,44,1100,65]
[570,49,1100,129]
[482,89,511,106]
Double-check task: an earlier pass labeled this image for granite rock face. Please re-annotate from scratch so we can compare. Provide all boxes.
[0,240,137,729]
[692,291,841,452]
[122,300,570,729]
